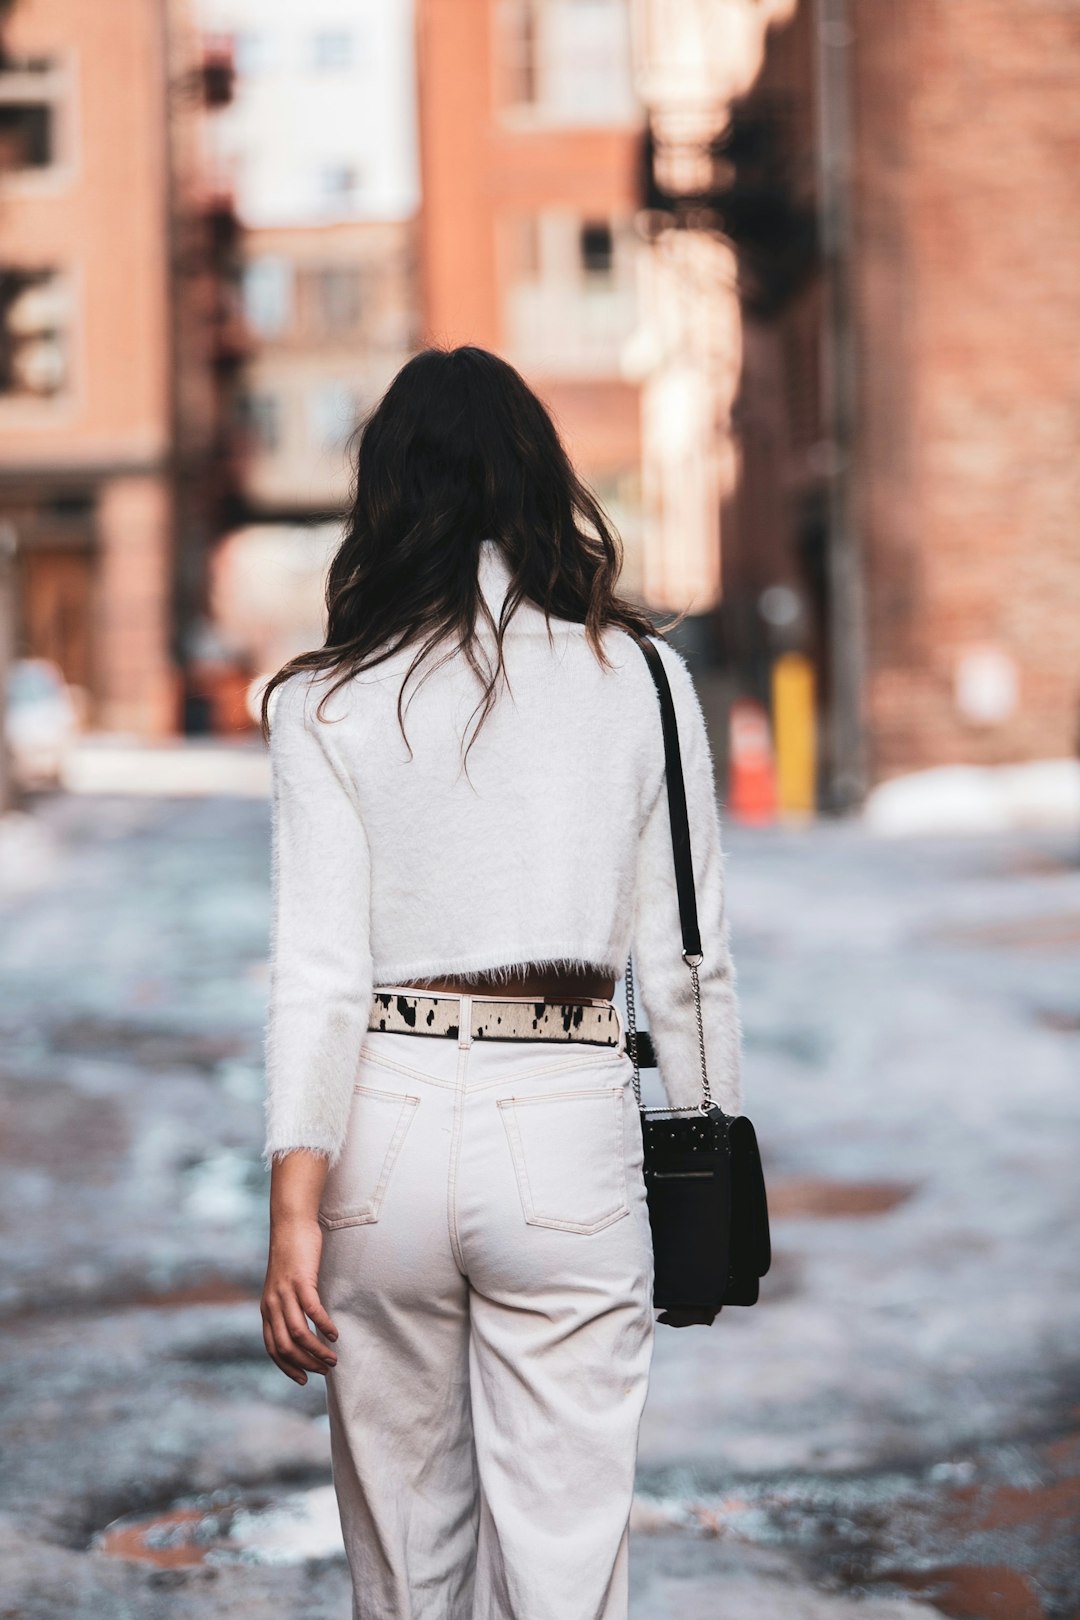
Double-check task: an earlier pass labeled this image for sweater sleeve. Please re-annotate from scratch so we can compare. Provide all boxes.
[630,642,743,1116]
[263,673,374,1167]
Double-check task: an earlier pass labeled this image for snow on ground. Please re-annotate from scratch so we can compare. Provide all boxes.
[864,759,1080,837]
[1,782,1078,1617]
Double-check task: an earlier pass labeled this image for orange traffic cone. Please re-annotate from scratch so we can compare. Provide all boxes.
[727,698,778,825]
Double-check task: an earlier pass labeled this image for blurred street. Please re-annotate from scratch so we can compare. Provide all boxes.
[1,776,1078,1618]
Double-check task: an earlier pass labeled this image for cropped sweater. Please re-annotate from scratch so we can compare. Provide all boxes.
[264,539,743,1165]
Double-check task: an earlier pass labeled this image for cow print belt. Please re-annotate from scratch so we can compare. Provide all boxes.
[368,989,622,1048]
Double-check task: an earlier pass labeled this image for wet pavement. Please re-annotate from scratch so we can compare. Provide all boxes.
[1,782,1078,1618]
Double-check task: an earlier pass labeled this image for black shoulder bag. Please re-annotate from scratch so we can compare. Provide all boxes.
[625,635,771,1317]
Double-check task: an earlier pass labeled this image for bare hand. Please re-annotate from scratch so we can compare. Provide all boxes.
[261,1214,339,1385]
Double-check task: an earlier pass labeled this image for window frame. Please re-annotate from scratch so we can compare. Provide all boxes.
[0,52,77,195]
[0,266,74,407]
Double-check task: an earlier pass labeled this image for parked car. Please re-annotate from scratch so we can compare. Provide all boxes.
[4,658,78,789]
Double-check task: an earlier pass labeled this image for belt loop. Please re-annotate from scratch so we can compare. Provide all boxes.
[458,994,473,1049]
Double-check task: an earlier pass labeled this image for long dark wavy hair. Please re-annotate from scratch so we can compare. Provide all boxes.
[260,344,659,753]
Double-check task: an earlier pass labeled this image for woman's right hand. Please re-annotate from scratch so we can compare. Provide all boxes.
[261,1150,339,1385]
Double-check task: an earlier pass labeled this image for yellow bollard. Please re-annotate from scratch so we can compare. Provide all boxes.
[771,651,817,817]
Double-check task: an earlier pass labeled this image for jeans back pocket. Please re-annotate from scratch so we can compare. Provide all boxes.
[498,1085,629,1235]
[319,1084,420,1230]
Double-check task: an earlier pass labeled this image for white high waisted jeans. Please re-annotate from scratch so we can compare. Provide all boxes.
[317,991,656,1620]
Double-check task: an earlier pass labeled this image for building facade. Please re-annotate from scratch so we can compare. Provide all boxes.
[194,0,420,678]
[705,0,1080,794]
[199,0,420,519]
[416,0,647,589]
[849,0,1080,779]
[0,0,239,736]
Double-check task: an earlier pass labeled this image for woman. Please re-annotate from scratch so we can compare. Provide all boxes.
[259,345,742,1619]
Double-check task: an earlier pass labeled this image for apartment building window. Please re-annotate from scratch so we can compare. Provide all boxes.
[496,0,637,124]
[500,215,542,286]
[301,266,364,337]
[318,162,362,207]
[308,381,358,452]
[238,389,281,453]
[311,29,356,71]
[502,0,539,106]
[580,220,613,277]
[501,210,637,375]
[0,57,66,175]
[0,100,50,170]
[0,270,69,397]
[242,256,293,338]
[232,30,274,78]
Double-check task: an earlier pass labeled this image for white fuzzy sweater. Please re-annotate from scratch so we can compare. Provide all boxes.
[264,539,743,1165]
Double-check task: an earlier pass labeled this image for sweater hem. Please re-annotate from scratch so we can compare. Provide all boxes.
[373,946,627,989]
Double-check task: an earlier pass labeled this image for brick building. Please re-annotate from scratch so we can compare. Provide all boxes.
[717,0,1080,792]
[851,0,1080,778]
[0,0,240,735]
[233,219,417,520]
[198,0,420,521]
[415,0,647,588]
[194,0,420,677]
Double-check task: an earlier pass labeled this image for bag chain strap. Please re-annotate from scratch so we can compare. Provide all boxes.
[625,950,714,1117]
[625,631,717,1120]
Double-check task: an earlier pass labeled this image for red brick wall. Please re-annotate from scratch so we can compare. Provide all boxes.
[415,0,642,490]
[852,0,1080,776]
[0,0,172,464]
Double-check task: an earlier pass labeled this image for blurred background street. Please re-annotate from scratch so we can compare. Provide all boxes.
[3,0,1080,1613]
[1,777,1079,1616]
[2,0,1079,817]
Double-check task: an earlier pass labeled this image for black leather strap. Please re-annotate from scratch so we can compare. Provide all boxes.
[632,635,703,960]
